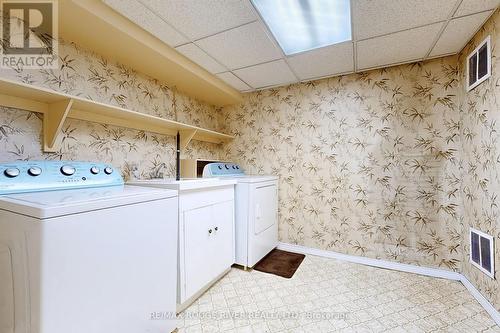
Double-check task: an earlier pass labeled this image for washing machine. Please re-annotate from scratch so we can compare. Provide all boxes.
[203,163,278,268]
[0,161,178,333]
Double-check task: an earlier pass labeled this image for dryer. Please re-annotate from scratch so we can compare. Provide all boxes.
[0,161,178,333]
[203,163,278,268]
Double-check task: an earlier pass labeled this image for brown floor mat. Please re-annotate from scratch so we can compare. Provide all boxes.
[253,249,305,278]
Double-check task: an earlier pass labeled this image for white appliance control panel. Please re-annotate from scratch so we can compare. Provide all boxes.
[0,161,122,194]
[202,162,244,177]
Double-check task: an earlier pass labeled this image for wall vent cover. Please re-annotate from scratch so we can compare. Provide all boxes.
[467,36,491,91]
[470,227,495,278]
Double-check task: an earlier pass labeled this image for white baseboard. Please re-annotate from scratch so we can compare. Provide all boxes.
[277,242,462,280]
[459,275,500,325]
[277,242,500,326]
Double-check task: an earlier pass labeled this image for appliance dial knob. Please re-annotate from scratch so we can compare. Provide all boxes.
[28,166,42,176]
[232,165,236,169]
[60,165,75,176]
[236,166,240,169]
[104,167,113,175]
[90,166,100,174]
[217,165,222,170]
[4,168,20,178]
[225,164,230,169]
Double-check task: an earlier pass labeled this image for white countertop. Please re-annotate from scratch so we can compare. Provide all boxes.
[127,178,236,191]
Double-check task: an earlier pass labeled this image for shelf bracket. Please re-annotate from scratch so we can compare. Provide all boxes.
[179,129,197,150]
[43,98,73,152]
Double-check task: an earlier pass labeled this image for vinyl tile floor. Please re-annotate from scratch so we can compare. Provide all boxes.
[177,255,500,333]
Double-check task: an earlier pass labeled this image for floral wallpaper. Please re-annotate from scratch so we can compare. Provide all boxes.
[221,56,463,271]
[0,39,223,179]
[457,9,500,311]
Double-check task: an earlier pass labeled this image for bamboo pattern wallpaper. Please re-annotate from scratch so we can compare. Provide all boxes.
[220,57,463,273]
[0,39,223,179]
[457,10,500,311]
[0,8,499,315]
[219,10,500,312]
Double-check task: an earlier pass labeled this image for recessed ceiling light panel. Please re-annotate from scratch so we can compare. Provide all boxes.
[252,0,352,55]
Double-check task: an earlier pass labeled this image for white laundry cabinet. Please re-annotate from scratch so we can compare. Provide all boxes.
[179,184,235,305]
[128,178,236,310]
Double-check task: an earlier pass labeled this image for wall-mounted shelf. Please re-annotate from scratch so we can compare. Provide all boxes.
[59,0,242,107]
[0,78,234,152]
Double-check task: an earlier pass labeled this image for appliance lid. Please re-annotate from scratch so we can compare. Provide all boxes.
[0,185,177,219]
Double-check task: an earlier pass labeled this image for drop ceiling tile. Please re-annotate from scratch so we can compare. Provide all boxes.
[357,23,443,70]
[430,11,493,57]
[103,0,188,47]
[353,0,456,40]
[139,0,256,40]
[175,43,226,74]
[196,22,282,70]
[233,60,296,88]
[454,0,500,16]
[216,72,251,91]
[287,42,354,80]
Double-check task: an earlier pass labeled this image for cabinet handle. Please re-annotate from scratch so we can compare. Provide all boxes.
[214,227,218,231]
[208,229,213,234]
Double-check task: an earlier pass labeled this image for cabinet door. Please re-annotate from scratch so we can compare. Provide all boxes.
[183,205,216,300]
[211,201,234,275]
